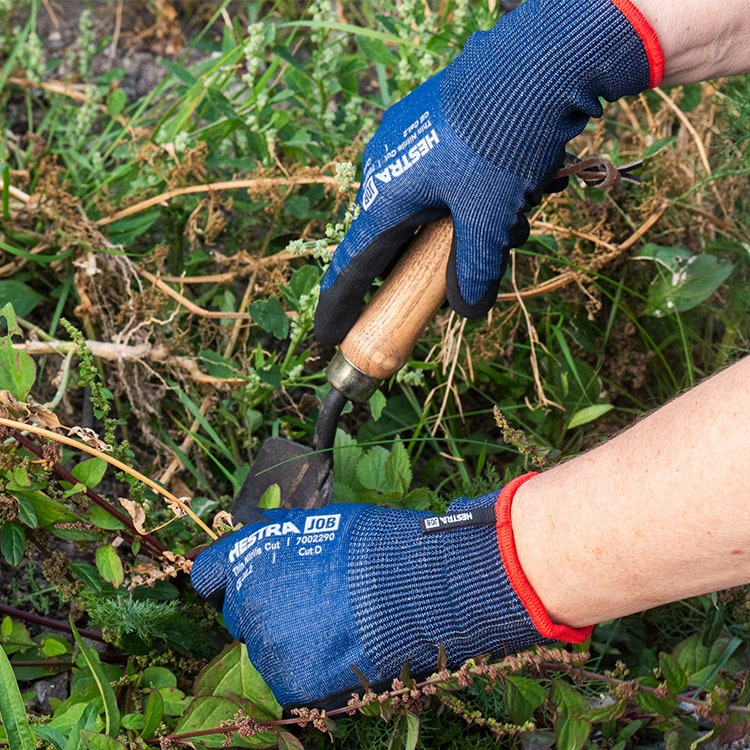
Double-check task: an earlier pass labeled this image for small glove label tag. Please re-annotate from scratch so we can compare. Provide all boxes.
[420,506,496,534]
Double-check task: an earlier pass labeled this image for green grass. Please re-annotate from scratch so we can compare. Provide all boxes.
[0,0,749,748]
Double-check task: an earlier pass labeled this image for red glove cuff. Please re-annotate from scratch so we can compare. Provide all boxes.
[495,472,593,644]
[611,0,665,88]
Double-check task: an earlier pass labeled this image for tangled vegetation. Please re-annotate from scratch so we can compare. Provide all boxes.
[0,0,749,748]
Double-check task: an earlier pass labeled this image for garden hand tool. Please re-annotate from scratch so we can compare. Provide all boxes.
[232,149,642,524]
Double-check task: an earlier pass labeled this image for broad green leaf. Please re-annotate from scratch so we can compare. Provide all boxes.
[120,713,144,731]
[105,88,126,116]
[505,675,546,724]
[141,689,164,740]
[42,637,70,657]
[0,644,35,750]
[95,545,124,588]
[551,680,588,714]
[249,296,289,339]
[158,686,191,716]
[641,250,733,317]
[333,429,362,488]
[643,136,675,159]
[16,494,38,528]
[0,280,43,318]
[566,404,613,430]
[0,303,36,399]
[673,633,742,686]
[143,666,177,689]
[355,446,390,492]
[31,726,67,750]
[1,617,35,648]
[173,695,275,747]
[69,618,120,737]
[635,689,677,717]
[555,716,591,750]
[63,702,98,750]
[659,652,688,696]
[405,711,420,750]
[384,440,411,495]
[71,458,107,489]
[193,642,281,721]
[368,390,387,421]
[575,698,627,723]
[80,732,126,750]
[258,483,281,510]
[87,505,126,531]
[1,522,26,566]
[277,732,305,750]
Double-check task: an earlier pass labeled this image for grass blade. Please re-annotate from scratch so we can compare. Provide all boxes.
[69,617,121,737]
[0,643,35,750]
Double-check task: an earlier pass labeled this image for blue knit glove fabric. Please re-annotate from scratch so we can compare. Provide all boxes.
[190,477,591,707]
[314,0,663,345]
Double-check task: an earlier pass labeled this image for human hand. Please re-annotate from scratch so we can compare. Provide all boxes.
[190,475,590,707]
[314,0,662,346]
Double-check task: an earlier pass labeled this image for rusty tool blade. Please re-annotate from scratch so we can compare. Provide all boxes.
[230,388,347,525]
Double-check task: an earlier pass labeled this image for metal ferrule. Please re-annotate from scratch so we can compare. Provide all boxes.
[326,350,379,402]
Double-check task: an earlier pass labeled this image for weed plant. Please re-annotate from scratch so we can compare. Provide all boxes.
[0,0,749,748]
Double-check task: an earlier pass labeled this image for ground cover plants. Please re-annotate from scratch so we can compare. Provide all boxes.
[0,0,749,748]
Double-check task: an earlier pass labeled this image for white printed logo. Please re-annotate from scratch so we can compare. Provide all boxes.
[375,129,440,185]
[303,514,341,534]
[362,176,378,211]
[423,517,441,530]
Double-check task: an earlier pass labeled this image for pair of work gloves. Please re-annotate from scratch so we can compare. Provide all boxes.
[192,0,664,707]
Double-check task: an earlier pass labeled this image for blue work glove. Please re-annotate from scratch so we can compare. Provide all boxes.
[190,474,591,707]
[314,0,663,345]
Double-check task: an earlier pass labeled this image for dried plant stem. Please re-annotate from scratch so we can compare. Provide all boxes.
[0,418,218,541]
[8,429,167,559]
[0,177,31,204]
[15,339,244,384]
[96,177,354,227]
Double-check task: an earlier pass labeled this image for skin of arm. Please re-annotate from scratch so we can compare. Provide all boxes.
[512,355,750,628]
[632,0,750,83]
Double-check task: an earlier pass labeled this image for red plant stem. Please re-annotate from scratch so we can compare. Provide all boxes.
[0,602,104,642]
[9,429,167,558]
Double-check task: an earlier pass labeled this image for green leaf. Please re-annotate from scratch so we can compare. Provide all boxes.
[0,280,43,318]
[368,389,386,421]
[355,446,390,492]
[277,732,305,750]
[158,686,191,716]
[551,680,588,714]
[174,696,275,747]
[142,666,177,689]
[141,689,164,740]
[575,698,627,723]
[258,483,281,510]
[643,136,675,159]
[31,726,67,750]
[333,429,362,488]
[160,57,198,85]
[87,505,126,531]
[566,403,613,430]
[80,732,126,750]
[405,711,420,750]
[105,88,127,116]
[1,616,35,648]
[42,638,70,657]
[673,633,742,686]
[505,675,546,724]
[642,251,733,317]
[0,303,36,399]
[193,643,281,721]
[69,618,121,737]
[95,545,124,588]
[249,296,289,339]
[555,717,591,750]
[16,494,38,528]
[1,522,26,566]
[659,652,688,696]
[0,644,36,750]
[635,689,678,717]
[384,440,411,495]
[71,458,107,489]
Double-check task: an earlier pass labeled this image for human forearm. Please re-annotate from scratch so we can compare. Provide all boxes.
[632,0,750,84]
[513,356,750,628]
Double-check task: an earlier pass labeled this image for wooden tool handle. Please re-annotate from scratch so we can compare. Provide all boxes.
[340,216,453,381]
